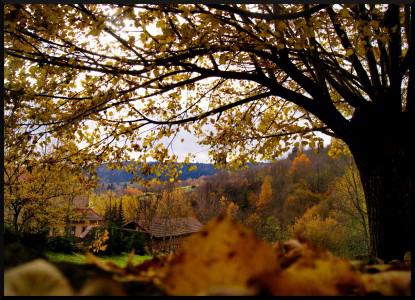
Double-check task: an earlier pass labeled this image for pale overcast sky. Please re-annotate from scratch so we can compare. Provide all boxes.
[157,127,332,163]
[164,129,211,163]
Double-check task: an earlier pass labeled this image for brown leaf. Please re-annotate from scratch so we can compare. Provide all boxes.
[114,255,171,284]
[161,215,280,295]
[269,256,364,295]
[361,271,411,296]
[85,252,126,275]
[85,251,171,285]
[253,241,365,296]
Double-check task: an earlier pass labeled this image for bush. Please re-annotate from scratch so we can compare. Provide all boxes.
[46,236,76,253]
[88,229,110,254]
[4,226,19,245]
[125,232,147,255]
[18,230,49,252]
[4,242,45,269]
[103,227,125,255]
[4,227,50,268]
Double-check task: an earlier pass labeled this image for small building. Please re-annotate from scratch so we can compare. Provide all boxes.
[123,217,203,253]
[49,207,104,238]
[70,208,104,238]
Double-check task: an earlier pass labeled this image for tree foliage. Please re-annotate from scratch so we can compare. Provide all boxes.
[4,161,93,234]
[257,175,273,209]
[4,4,412,170]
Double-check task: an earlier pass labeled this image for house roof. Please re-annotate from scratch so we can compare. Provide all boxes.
[124,217,203,238]
[74,207,103,221]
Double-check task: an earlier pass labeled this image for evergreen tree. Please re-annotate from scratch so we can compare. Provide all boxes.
[104,199,124,255]
[116,199,125,227]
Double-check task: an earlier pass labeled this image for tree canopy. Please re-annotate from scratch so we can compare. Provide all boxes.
[5,4,412,171]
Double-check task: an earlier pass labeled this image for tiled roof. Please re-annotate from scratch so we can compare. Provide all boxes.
[125,217,203,238]
[74,208,103,221]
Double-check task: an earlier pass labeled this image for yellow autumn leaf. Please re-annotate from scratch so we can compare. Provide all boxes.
[188,165,197,172]
[345,49,354,57]
[161,215,280,295]
[339,8,350,18]
[29,65,37,75]
[219,53,228,65]
[275,20,287,31]
[268,257,365,295]
[277,44,285,50]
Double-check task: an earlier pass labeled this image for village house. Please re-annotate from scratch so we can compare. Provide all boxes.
[123,216,203,253]
[49,207,104,238]
[70,207,104,238]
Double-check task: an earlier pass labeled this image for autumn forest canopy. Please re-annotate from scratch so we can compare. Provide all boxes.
[3,3,413,296]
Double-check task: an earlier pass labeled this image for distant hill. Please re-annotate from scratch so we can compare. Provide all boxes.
[96,162,217,183]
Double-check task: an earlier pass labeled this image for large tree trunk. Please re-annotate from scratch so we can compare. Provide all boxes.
[347,109,413,261]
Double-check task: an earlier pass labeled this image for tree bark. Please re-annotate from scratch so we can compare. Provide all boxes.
[12,203,22,234]
[347,108,413,261]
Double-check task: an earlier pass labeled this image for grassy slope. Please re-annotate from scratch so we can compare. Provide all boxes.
[46,252,152,267]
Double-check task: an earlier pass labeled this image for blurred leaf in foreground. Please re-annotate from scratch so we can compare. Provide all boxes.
[4,259,74,296]
[361,271,411,296]
[161,215,280,295]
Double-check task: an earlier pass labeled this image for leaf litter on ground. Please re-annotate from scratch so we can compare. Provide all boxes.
[4,215,411,296]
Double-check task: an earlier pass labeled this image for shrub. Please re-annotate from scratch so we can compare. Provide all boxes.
[46,236,76,253]
[4,226,19,245]
[103,226,125,255]
[4,242,45,269]
[4,227,50,268]
[19,231,49,252]
[125,232,147,255]
[89,229,109,254]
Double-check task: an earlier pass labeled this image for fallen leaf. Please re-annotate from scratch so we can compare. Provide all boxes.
[270,257,365,295]
[114,255,171,284]
[79,278,127,296]
[4,259,74,296]
[361,271,411,296]
[161,215,281,295]
[85,252,126,275]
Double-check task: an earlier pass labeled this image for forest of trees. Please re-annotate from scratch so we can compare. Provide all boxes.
[80,146,370,259]
[4,143,369,259]
[186,147,369,258]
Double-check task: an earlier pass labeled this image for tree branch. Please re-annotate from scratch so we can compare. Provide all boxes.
[326,6,375,100]
[206,4,329,21]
